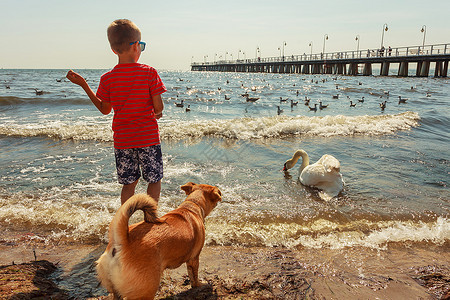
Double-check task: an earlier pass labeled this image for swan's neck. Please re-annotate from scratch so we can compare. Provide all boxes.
[297,150,309,173]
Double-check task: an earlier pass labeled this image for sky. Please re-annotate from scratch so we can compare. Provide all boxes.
[0,0,449,71]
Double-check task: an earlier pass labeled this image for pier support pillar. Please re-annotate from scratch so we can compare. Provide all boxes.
[348,63,358,75]
[363,63,372,76]
[419,61,430,77]
[287,64,293,74]
[416,62,422,76]
[434,61,441,77]
[311,64,320,74]
[302,64,310,74]
[313,64,319,74]
[398,62,409,77]
[443,61,449,77]
[434,61,448,77]
[333,64,344,74]
[278,64,283,74]
[380,62,390,76]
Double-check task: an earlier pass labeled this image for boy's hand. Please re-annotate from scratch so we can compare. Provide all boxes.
[155,112,163,119]
[65,70,111,115]
[66,70,87,86]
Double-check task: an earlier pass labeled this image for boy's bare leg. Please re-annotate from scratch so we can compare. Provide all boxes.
[121,179,139,204]
[147,180,161,203]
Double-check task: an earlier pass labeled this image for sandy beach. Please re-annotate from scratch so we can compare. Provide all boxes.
[1,239,449,299]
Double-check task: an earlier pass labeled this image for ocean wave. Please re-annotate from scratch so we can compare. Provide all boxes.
[161,112,420,139]
[0,112,420,141]
[206,217,450,250]
[0,96,90,106]
[0,194,117,243]
[0,193,447,249]
[0,120,113,142]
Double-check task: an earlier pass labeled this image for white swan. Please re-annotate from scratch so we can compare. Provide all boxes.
[283,150,344,200]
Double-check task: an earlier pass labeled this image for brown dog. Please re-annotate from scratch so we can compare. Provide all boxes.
[96,182,222,299]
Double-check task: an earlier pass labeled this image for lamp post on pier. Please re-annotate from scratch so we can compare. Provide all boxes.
[421,25,427,52]
[309,42,313,56]
[256,46,260,61]
[278,41,287,61]
[380,23,388,49]
[322,34,329,56]
[355,35,360,57]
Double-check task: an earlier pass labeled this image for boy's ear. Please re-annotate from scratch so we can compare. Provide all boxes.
[181,182,196,195]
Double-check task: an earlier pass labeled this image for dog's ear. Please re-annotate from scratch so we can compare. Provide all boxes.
[211,187,222,202]
[181,182,196,195]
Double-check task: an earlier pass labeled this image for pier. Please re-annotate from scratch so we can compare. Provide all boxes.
[191,43,449,77]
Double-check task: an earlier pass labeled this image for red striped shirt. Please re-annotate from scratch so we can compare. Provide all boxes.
[96,63,166,149]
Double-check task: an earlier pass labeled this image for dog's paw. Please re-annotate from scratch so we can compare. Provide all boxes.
[191,280,203,288]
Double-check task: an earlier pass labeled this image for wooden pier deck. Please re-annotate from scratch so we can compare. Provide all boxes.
[191,43,450,77]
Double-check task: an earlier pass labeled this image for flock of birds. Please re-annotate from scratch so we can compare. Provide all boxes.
[4,76,432,116]
[170,77,432,115]
[3,77,82,96]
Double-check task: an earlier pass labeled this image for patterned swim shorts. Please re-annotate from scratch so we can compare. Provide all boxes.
[114,144,163,185]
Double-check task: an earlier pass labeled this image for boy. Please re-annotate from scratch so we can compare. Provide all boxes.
[66,19,166,204]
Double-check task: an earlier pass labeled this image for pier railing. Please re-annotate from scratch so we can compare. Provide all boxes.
[194,43,449,66]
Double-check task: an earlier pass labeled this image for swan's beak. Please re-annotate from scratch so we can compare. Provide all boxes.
[282,163,287,171]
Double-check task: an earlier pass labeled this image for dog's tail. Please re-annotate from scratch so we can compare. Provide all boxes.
[109,194,158,247]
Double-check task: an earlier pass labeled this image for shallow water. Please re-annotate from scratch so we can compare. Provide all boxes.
[0,69,448,250]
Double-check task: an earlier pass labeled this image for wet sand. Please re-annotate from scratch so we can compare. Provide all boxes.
[1,240,449,299]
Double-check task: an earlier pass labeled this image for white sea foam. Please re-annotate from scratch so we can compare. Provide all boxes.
[205,217,450,250]
[0,120,113,141]
[0,112,420,141]
[1,191,447,249]
[0,195,116,243]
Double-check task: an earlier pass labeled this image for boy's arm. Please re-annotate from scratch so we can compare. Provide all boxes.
[66,70,112,115]
[152,94,164,119]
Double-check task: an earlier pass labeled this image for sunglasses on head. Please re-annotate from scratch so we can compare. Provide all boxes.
[129,41,146,52]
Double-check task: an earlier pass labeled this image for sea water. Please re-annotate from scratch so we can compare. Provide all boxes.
[0,69,448,250]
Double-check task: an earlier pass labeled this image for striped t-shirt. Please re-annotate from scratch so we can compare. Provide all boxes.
[96,63,167,149]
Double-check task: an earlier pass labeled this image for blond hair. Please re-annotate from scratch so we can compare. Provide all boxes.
[107,19,141,54]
